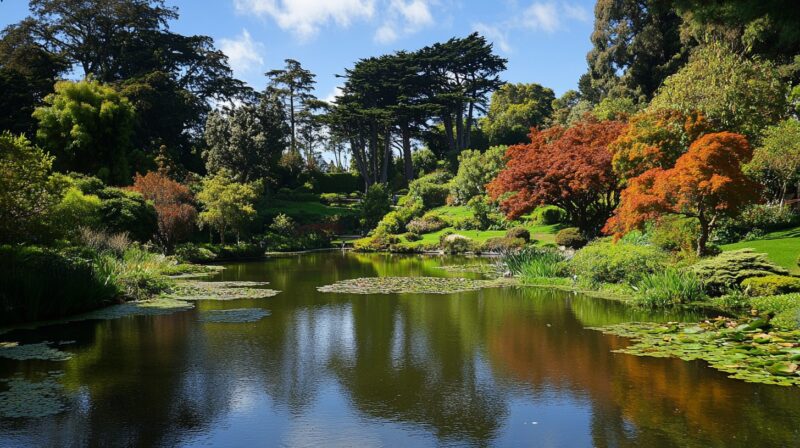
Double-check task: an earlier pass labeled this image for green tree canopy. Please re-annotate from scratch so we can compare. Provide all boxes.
[33,79,137,184]
[0,132,59,242]
[481,83,554,146]
[745,118,800,204]
[450,146,507,205]
[196,170,260,245]
[648,43,787,140]
[203,93,289,183]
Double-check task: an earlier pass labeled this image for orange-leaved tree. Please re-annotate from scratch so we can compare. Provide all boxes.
[130,171,197,252]
[487,118,627,235]
[604,132,759,256]
[609,109,709,181]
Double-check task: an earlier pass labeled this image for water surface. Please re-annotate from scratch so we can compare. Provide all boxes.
[1,252,799,447]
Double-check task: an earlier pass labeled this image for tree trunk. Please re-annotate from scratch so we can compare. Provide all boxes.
[442,114,456,155]
[220,227,226,246]
[289,89,296,154]
[455,106,464,152]
[401,125,413,183]
[380,128,391,184]
[464,101,475,150]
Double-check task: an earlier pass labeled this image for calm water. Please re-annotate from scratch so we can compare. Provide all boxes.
[1,252,799,447]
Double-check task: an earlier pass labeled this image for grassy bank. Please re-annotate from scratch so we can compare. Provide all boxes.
[722,226,800,274]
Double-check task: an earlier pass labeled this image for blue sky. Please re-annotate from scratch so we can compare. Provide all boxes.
[1,0,596,102]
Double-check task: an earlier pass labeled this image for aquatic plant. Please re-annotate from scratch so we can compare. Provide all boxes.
[168,280,280,301]
[317,276,510,295]
[633,268,706,307]
[199,308,271,323]
[590,317,800,387]
[0,342,72,361]
[0,373,70,418]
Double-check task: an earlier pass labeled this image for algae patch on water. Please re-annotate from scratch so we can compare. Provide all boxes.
[589,317,800,387]
[0,372,69,418]
[317,276,512,295]
[168,280,281,301]
[80,297,195,320]
[0,342,72,361]
[198,308,271,323]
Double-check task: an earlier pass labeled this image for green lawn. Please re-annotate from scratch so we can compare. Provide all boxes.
[398,223,559,248]
[721,227,800,274]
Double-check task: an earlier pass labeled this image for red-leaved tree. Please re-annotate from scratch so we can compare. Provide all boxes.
[131,171,197,251]
[604,132,759,255]
[487,118,627,235]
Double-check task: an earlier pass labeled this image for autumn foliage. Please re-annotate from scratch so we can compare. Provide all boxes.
[609,110,709,180]
[605,132,759,255]
[487,118,627,235]
[130,171,197,251]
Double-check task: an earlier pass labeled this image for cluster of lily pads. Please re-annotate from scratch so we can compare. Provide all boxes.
[198,308,271,323]
[0,372,70,418]
[167,280,280,301]
[317,276,511,295]
[0,341,72,361]
[434,264,498,275]
[590,317,800,386]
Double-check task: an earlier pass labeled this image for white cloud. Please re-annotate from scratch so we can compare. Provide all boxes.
[522,2,560,33]
[392,0,433,28]
[219,29,265,76]
[374,23,400,44]
[373,0,435,44]
[563,3,590,22]
[473,23,511,53]
[234,0,376,40]
[323,84,344,103]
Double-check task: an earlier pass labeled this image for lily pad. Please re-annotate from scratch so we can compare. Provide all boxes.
[198,308,271,323]
[434,264,497,275]
[589,317,800,387]
[80,297,195,320]
[0,342,72,361]
[168,280,280,301]
[317,276,512,295]
[0,373,69,418]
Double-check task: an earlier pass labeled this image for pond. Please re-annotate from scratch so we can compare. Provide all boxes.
[1,252,799,447]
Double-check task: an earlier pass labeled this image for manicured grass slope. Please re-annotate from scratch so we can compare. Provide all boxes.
[722,227,800,274]
[396,205,560,248]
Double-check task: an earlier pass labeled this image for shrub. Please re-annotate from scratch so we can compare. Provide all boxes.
[412,148,438,177]
[408,171,452,210]
[712,204,800,244]
[407,214,447,234]
[319,193,343,205]
[741,275,800,297]
[95,187,158,242]
[374,211,404,235]
[570,240,668,286]
[439,233,473,254]
[362,183,392,230]
[530,205,565,225]
[95,246,171,301]
[650,216,699,253]
[270,213,296,236]
[0,245,118,324]
[505,227,531,242]
[404,232,422,242]
[468,195,506,230]
[482,237,526,253]
[634,268,706,307]
[555,227,587,248]
[691,249,789,295]
[353,234,399,252]
[175,243,216,263]
[750,293,800,329]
